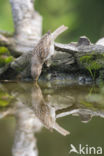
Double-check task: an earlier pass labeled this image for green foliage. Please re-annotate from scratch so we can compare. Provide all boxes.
[36,0,104,42]
[0,0,104,42]
[79,54,103,80]
[0,0,14,32]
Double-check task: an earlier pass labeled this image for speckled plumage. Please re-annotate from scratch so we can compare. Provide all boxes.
[31,31,54,80]
[31,25,68,81]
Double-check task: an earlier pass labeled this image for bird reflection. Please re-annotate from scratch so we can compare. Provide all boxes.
[0,83,104,156]
[31,84,69,136]
[0,83,69,156]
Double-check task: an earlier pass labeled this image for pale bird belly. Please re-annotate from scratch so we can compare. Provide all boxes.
[46,44,54,60]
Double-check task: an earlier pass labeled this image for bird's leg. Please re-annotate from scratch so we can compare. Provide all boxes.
[45,59,52,67]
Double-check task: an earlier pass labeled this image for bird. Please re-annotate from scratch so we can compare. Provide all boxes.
[31,25,68,81]
[31,84,70,136]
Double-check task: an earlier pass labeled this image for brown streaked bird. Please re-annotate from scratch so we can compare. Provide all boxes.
[32,84,70,136]
[31,25,68,81]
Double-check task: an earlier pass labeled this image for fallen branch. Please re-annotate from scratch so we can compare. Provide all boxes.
[55,36,104,55]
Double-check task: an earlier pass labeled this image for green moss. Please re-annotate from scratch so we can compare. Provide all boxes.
[79,54,104,80]
[0,55,14,67]
[5,56,14,63]
[79,55,93,63]
[0,47,9,55]
[0,47,14,67]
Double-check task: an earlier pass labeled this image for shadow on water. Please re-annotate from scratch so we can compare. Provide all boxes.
[0,82,104,156]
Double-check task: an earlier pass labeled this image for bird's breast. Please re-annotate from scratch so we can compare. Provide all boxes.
[45,43,54,60]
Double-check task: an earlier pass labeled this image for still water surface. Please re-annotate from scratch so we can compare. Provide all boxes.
[0,81,104,156]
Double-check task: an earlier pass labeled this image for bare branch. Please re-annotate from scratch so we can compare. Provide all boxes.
[55,36,104,55]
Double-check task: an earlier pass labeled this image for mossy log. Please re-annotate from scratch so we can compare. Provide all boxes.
[0,0,104,82]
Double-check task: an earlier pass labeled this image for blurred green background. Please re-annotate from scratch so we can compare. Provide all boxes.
[1,0,104,43]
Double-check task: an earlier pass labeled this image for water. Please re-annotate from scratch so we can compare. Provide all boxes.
[0,81,104,156]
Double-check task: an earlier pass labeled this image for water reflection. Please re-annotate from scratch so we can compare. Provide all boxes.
[0,82,104,156]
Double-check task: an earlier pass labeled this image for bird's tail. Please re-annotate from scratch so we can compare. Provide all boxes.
[52,25,68,40]
[53,122,70,136]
